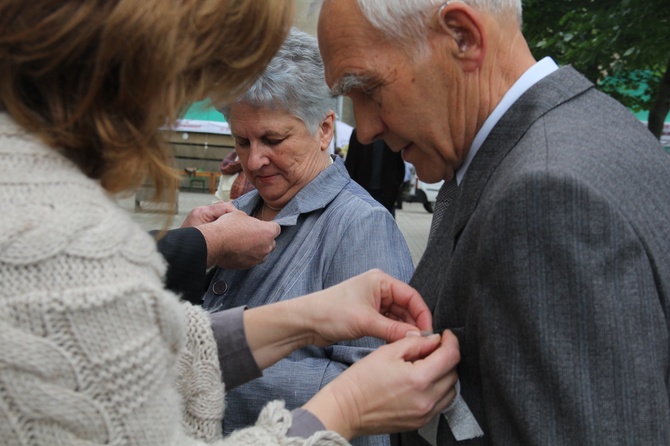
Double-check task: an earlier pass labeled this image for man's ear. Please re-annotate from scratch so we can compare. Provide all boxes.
[433,1,485,72]
[320,111,335,151]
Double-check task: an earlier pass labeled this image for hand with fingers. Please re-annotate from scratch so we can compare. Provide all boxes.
[181,202,281,269]
[303,330,460,440]
[242,269,461,441]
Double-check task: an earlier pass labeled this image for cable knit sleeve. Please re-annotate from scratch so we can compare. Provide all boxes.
[176,304,350,446]
[0,113,350,446]
[219,401,350,446]
[175,303,226,441]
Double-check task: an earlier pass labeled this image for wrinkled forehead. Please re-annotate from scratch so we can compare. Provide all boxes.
[317,0,388,92]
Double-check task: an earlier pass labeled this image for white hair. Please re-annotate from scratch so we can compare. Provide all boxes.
[219,28,336,134]
[313,0,522,44]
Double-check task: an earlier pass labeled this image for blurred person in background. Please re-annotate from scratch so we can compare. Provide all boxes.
[212,150,255,203]
[345,128,405,217]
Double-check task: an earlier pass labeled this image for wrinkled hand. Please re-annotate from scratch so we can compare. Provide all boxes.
[303,331,460,440]
[182,203,280,269]
[181,202,237,227]
[297,269,434,346]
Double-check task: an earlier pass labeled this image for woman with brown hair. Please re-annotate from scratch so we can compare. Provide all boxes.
[0,1,460,445]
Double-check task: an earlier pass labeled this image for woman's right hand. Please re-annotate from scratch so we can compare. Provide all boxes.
[182,202,280,269]
[301,330,460,440]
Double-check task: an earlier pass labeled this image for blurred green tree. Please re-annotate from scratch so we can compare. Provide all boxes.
[522,0,670,139]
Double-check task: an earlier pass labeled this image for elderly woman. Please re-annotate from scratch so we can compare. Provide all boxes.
[205,29,414,446]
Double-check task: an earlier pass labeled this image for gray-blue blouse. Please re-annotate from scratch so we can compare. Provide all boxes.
[202,156,413,446]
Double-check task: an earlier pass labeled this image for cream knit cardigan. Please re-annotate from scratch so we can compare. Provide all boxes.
[0,113,348,446]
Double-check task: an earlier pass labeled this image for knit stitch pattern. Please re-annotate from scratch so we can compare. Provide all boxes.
[0,113,349,446]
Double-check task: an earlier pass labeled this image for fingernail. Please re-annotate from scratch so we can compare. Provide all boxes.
[405,330,421,338]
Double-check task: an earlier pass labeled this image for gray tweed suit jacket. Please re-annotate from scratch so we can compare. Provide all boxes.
[401,67,670,445]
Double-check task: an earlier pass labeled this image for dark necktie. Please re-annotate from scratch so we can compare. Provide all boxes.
[428,178,459,242]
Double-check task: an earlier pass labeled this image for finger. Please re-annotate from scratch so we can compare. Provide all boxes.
[439,329,460,351]
[426,377,459,417]
[364,314,427,342]
[209,201,237,216]
[384,333,443,362]
[412,332,460,380]
[263,221,281,237]
[380,280,433,332]
[211,201,237,215]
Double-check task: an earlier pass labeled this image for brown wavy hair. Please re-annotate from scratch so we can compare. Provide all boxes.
[0,0,293,196]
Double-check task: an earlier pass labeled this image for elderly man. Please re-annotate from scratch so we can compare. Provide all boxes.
[316,0,670,445]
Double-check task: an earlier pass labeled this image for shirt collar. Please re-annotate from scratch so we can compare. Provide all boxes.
[235,155,347,226]
[456,57,559,185]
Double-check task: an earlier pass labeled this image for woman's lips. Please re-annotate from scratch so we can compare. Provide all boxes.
[256,173,279,184]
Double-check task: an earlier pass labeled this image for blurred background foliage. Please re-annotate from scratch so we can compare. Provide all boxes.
[522,0,670,139]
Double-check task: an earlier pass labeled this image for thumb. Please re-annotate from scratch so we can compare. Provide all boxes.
[387,333,443,362]
[263,221,281,237]
[363,313,422,342]
[210,201,237,217]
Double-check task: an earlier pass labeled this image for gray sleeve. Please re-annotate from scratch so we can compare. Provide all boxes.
[287,408,326,438]
[210,309,330,440]
[208,306,262,390]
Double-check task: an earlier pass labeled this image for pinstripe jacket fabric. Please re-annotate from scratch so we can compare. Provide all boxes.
[402,67,670,445]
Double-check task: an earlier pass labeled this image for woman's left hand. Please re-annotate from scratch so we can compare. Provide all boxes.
[294,269,433,346]
[244,269,432,371]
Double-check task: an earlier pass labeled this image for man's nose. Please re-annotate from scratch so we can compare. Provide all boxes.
[352,101,385,144]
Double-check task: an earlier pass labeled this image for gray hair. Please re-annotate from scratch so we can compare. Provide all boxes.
[313,0,522,45]
[219,28,336,134]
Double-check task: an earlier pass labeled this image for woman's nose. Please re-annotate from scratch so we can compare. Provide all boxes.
[245,144,269,171]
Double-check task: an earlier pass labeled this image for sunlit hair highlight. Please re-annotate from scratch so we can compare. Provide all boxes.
[0,0,293,199]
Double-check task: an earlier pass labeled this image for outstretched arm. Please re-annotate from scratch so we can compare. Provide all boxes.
[239,269,459,441]
[243,269,432,370]
[181,269,460,443]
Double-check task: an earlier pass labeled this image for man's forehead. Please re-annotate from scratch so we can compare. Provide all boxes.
[320,37,370,93]
[318,4,384,94]
[318,3,373,64]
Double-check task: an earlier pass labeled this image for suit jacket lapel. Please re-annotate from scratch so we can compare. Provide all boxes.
[412,67,593,316]
[411,181,460,312]
[450,67,594,248]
